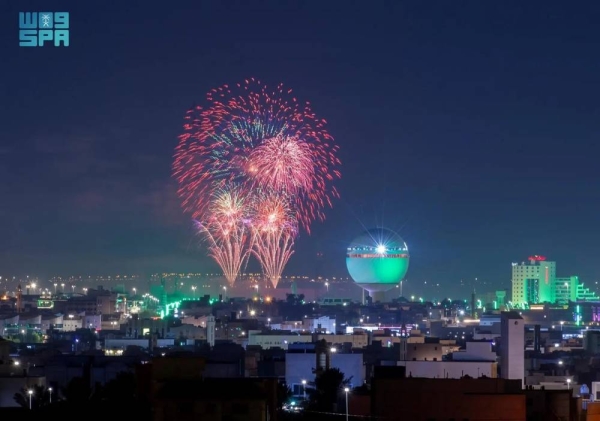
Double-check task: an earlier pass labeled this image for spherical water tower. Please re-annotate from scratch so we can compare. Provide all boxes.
[346,228,409,302]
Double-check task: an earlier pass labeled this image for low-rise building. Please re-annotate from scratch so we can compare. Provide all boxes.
[452,341,496,361]
[247,331,312,350]
[397,360,498,378]
[372,376,524,420]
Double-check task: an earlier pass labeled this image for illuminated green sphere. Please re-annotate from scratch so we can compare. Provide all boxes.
[346,228,409,293]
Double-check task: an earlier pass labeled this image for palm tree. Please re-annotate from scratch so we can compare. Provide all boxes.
[308,368,352,412]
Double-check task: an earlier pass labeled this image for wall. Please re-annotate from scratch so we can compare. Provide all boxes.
[397,361,497,379]
[500,312,524,386]
[247,333,312,350]
[316,334,368,349]
[405,342,443,361]
[373,378,525,421]
[453,342,496,361]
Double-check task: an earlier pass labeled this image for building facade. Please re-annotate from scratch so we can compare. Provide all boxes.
[500,312,524,387]
[511,256,598,305]
[511,256,556,305]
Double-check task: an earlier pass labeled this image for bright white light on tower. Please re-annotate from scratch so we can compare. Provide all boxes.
[376,245,386,254]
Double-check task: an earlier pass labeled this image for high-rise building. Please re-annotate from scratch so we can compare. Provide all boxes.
[500,311,524,388]
[511,256,556,305]
[554,276,578,304]
[511,256,598,306]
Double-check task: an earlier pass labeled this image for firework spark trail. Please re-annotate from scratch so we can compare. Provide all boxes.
[247,134,314,194]
[174,78,340,286]
[173,78,341,232]
[195,186,252,287]
[249,191,297,289]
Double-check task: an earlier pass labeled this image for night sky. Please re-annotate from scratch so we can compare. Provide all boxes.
[2,1,600,297]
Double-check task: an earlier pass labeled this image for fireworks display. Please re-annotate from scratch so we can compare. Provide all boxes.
[249,191,297,289]
[173,78,341,288]
[195,185,252,287]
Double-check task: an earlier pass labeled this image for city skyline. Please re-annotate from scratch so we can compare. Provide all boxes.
[3,2,600,291]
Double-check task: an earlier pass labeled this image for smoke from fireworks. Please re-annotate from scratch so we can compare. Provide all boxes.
[173,78,340,286]
[195,186,251,287]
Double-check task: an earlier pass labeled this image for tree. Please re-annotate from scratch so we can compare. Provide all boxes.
[276,381,292,410]
[102,372,136,403]
[14,384,53,409]
[308,368,352,412]
[61,376,95,404]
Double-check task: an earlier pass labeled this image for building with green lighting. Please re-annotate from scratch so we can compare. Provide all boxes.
[511,256,599,306]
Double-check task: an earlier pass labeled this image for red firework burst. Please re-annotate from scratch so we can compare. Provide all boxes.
[173,78,341,232]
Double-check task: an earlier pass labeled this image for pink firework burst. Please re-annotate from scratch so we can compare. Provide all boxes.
[249,190,297,289]
[246,134,314,194]
[195,185,252,287]
[173,78,341,232]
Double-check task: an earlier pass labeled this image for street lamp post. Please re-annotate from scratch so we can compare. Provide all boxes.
[48,387,52,403]
[302,379,307,400]
[192,286,196,299]
[344,387,350,421]
[27,389,33,409]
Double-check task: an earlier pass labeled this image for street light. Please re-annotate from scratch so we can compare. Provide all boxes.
[325,282,329,292]
[27,389,33,409]
[344,387,350,421]
[48,387,52,403]
[302,379,307,399]
[567,378,572,389]
[191,286,196,299]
